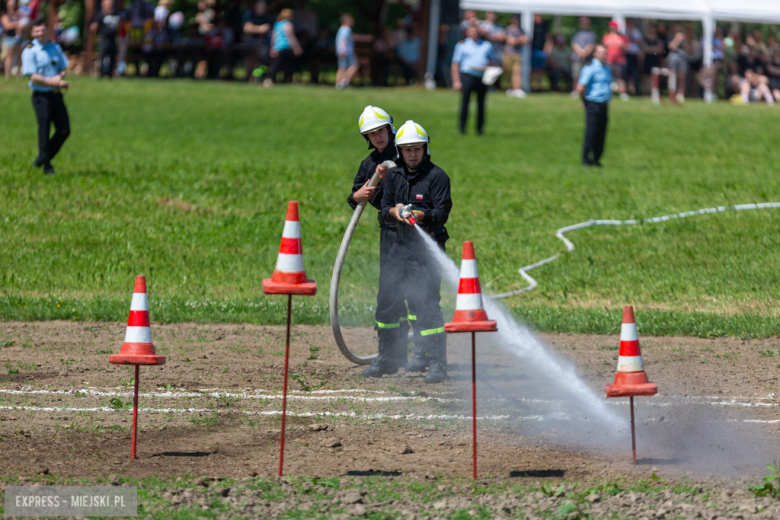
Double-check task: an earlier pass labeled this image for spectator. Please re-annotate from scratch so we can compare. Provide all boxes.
[666,24,688,102]
[196,0,215,35]
[2,0,24,78]
[768,48,780,102]
[128,0,152,43]
[656,22,669,58]
[153,0,170,25]
[193,0,217,79]
[699,25,724,99]
[451,23,499,135]
[396,25,420,85]
[503,16,528,98]
[293,0,318,81]
[547,34,571,92]
[642,24,664,95]
[243,0,272,83]
[530,14,548,90]
[479,11,504,66]
[90,0,122,78]
[624,19,642,95]
[335,13,358,89]
[204,16,233,80]
[264,8,301,86]
[577,44,612,167]
[570,16,595,91]
[602,20,628,100]
[737,68,773,105]
[683,24,702,97]
[458,10,477,39]
[751,30,768,55]
[768,34,779,55]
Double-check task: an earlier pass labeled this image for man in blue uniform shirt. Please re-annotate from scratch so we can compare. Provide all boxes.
[576,44,612,166]
[451,24,499,135]
[21,18,71,175]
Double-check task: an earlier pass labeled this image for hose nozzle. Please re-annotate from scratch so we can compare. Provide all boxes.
[400,204,417,226]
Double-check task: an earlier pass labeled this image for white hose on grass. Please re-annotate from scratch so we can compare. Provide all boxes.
[493,202,780,299]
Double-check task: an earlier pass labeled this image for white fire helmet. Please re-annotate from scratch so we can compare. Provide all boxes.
[358,105,395,143]
[394,120,430,156]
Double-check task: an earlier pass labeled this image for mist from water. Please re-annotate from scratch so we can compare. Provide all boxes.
[414,226,625,434]
[414,226,779,476]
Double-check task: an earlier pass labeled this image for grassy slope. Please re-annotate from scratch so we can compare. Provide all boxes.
[1,79,779,336]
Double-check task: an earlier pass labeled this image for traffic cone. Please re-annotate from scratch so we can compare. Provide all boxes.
[263,201,317,296]
[109,275,166,366]
[445,241,497,333]
[605,306,657,398]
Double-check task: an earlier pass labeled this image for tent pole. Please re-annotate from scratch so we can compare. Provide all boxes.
[521,10,533,94]
[425,0,442,90]
[614,14,626,34]
[702,15,714,102]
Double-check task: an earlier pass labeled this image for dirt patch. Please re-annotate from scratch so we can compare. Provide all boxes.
[0,321,779,485]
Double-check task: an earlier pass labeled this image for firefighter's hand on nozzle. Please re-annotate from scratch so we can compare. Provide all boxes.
[391,204,423,226]
[354,180,377,203]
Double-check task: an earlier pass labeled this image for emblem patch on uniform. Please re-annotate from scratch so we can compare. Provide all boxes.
[416,194,423,200]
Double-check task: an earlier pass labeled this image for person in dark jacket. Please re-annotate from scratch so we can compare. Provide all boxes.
[349,106,409,378]
[379,120,452,384]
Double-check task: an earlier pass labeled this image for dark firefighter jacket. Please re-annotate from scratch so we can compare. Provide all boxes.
[347,146,398,227]
[380,159,452,243]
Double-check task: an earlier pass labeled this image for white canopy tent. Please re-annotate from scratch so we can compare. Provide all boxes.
[457,0,780,95]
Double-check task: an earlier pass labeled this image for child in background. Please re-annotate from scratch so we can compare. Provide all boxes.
[335,13,358,89]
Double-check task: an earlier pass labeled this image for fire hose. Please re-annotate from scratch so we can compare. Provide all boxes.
[330,161,396,365]
[493,202,780,299]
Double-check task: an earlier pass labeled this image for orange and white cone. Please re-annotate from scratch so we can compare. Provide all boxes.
[109,275,166,366]
[263,201,317,295]
[445,241,497,333]
[605,306,657,397]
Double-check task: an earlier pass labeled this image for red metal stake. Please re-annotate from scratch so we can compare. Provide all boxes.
[131,364,139,459]
[630,396,636,465]
[471,331,477,480]
[279,294,292,477]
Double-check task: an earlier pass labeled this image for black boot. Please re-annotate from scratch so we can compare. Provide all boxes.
[394,320,410,369]
[424,333,447,384]
[362,328,401,378]
[405,334,429,373]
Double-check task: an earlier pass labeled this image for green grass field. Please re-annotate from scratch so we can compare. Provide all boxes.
[1,78,779,337]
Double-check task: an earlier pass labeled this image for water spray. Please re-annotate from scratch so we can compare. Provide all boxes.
[414,227,626,431]
[330,160,397,365]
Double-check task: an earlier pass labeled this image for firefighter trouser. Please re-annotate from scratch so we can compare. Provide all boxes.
[375,232,445,340]
[376,226,413,331]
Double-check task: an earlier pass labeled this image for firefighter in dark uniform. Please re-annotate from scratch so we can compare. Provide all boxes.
[21,18,71,175]
[379,120,452,384]
[350,106,410,378]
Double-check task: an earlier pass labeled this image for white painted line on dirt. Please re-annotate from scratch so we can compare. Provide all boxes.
[2,404,777,426]
[0,388,457,403]
[0,405,516,421]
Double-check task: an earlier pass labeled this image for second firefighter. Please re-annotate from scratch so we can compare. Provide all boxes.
[378,120,452,384]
